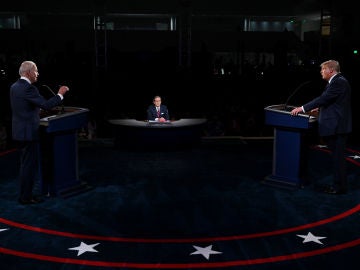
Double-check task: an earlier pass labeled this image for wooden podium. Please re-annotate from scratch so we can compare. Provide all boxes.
[264,104,317,188]
[39,106,90,197]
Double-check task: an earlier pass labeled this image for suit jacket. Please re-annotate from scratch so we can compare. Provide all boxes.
[147,104,170,121]
[303,73,352,137]
[10,79,62,141]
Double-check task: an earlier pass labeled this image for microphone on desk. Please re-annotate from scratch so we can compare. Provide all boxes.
[283,80,313,111]
[41,84,65,114]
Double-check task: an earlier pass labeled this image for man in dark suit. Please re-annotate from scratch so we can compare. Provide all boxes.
[147,95,170,122]
[10,60,69,204]
[291,60,352,194]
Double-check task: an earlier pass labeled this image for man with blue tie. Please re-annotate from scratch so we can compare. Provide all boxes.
[147,95,170,122]
[10,61,70,204]
[291,60,352,194]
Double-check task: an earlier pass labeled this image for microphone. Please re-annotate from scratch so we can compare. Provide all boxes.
[284,80,313,111]
[41,84,64,114]
[41,84,57,96]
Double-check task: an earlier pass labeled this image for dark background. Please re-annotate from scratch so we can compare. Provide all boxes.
[1,3,360,268]
[1,0,359,142]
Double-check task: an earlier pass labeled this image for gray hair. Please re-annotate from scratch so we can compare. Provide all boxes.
[19,61,36,76]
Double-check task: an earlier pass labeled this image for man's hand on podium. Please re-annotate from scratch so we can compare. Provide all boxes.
[290,107,303,116]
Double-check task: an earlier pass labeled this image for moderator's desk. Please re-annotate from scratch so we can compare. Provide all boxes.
[108,118,207,149]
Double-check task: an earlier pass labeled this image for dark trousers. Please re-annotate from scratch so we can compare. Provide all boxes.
[323,134,348,191]
[39,132,54,195]
[17,141,40,201]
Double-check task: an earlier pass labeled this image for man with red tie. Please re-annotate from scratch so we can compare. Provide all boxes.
[147,95,170,122]
[291,60,352,194]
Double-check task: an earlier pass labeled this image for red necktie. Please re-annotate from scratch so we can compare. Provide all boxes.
[157,108,160,117]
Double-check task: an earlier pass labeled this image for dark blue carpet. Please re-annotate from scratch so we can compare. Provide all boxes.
[0,138,360,269]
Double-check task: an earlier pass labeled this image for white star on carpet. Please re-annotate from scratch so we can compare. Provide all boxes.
[68,241,100,256]
[349,155,360,160]
[190,245,222,260]
[297,232,326,244]
[0,228,9,232]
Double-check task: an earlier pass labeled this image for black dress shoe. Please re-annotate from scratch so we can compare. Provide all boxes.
[18,197,44,205]
[18,199,35,205]
[32,196,44,203]
[323,186,347,195]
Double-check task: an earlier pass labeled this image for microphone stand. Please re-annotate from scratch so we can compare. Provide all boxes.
[41,84,65,115]
[41,84,57,96]
[284,80,313,111]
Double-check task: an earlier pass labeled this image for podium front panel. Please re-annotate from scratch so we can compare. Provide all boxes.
[39,106,89,196]
[264,104,317,188]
